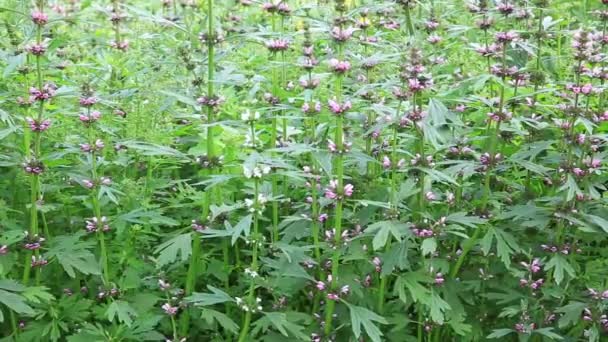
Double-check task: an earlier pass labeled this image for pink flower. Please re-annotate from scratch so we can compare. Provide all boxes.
[316,281,326,291]
[162,303,178,316]
[327,98,352,115]
[26,42,47,56]
[265,39,290,52]
[328,58,351,73]
[79,97,97,107]
[343,184,354,197]
[434,273,445,286]
[27,118,51,132]
[327,293,339,301]
[382,156,391,169]
[31,11,48,26]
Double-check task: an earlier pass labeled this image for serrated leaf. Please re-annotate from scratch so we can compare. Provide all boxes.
[106,300,137,326]
[154,233,192,267]
[545,255,575,285]
[345,302,388,342]
[46,233,101,278]
[554,301,586,329]
[428,291,451,324]
[446,212,487,228]
[487,328,514,339]
[0,289,35,318]
[201,308,239,334]
[251,312,308,341]
[421,238,437,256]
[186,286,234,306]
[230,214,252,245]
[534,327,563,339]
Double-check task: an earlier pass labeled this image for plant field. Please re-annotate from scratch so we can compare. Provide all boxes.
[0,0,608,341]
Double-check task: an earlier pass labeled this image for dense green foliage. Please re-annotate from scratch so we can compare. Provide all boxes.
[1,0,608,341]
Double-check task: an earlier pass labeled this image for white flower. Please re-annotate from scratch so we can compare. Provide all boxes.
[241,109,261,121]
[243,165,253,178]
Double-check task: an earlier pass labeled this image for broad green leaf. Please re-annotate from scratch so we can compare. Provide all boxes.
[251,312,308,341]
[345,302,388,342]
[446,212,487,228]
[46,234,100,278]
[201,308,239,334]
[534,327,563,340]
[0,289,35,318]
[106,300,137,327]
[421,238,437,256]
[428,291,451,324]
[154,233,192,267]
[186,286,234,306]
[487,329,514,339]
[545,255,575,285]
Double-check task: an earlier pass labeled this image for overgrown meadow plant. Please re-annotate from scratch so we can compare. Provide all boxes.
[1,0,608,341]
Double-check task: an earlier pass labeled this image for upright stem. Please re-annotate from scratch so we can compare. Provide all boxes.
[237,179,260,342]
[23,0,45,287]
[182,0,214,335]
[324,21,345,335]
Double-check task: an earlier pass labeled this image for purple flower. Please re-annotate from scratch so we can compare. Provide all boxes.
[344,184,354,197]
[382,156,391,169]
[0,245,7,255]
[266,39,290,52]
[328,58,351,73]
[26,42,47,56]
[162,303,178,316]
[27,118,51,132]
[31,11,49,26]
[327,293,339,301]
[327,98,352,115]
[29,83,57,101]
[331,26,355,42]
[495,31,519,43]
[79,97,97,107]
[434,273,445,286]
[316,281,326,291]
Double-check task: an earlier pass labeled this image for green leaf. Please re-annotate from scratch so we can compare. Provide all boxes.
[534,327,563,340]
[398,273,430,304]
[345,302,388,342]
[487,328,514,339]
[428,291,451,324]
[21,286,54,304]
[154,233,192,267]
[584,214,608,233]
[229,214,252,245]
[46,233,101,278]
[0,289,35,318]
[186,286,234,306]
[366,220,408,251]
[251,312,308,341]
[555,301,586,328]
[121,140,187,158]
[201,308,239,334]
[106,300,137,327]
[421,238,437,256]
[558,175,581,202]
[446,212,487,228]
[545,255,575,285]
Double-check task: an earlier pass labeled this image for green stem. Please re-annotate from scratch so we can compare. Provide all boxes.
[324,34,345,335]
[182,0,214,334]
[237,178,260,342]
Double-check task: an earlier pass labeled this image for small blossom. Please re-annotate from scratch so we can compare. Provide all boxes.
[162,303,178,316]
[328,58,351,73]
[31,11,49,26]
